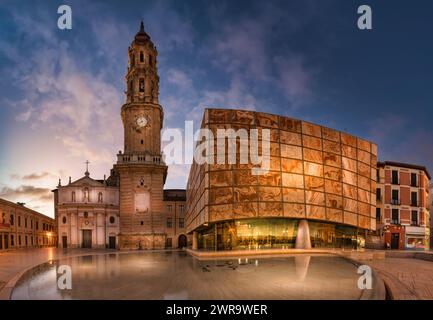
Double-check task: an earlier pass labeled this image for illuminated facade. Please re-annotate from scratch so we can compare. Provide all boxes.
[186,109,378,250]
[0,198,56,251]
[376,161,430,250]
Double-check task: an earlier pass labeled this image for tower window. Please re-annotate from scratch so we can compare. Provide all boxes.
[139,78,144,92]
[131,54,135,66]
[148,54,152,65]
[141,139,144,145]
[140,51,144,62]
[98,192,103,203]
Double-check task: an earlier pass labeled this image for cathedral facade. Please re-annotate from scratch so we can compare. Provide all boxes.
[53,23,189,250]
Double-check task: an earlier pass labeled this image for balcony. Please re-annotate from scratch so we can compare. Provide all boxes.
[117,153,165,166]
[391,219,400,225]
[391,199,400,205]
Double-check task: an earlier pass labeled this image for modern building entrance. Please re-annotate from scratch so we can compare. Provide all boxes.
[82,230,92,248]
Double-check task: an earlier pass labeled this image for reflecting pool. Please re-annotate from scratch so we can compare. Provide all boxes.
[11,251,381,300]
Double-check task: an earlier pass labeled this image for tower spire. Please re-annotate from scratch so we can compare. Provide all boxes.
[139,21,144,33]
[85,160,90,176]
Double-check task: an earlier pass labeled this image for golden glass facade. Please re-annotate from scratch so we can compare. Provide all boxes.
[186,109,378,246]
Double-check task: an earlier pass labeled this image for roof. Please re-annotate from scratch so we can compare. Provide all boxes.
[377,161,431,179]
[0,197,55,222]
[134,21,152,44]
[163,189,186,201]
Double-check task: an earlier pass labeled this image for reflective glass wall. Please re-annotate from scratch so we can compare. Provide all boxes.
[197,218,364,251]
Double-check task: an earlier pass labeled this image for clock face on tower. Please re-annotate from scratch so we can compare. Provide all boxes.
[135,116,148,130]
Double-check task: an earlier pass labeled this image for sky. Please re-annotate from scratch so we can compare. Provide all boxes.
[0,0,432,218]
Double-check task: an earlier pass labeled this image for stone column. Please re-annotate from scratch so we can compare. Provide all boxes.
[192,231,198,250]
[295,219,311,249]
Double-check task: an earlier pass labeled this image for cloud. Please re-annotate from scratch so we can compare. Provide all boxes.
[166,69,194,92]
[274,55,314,108]
[7,13,123,167]
[0,185,53,202]
[11,172,56,181]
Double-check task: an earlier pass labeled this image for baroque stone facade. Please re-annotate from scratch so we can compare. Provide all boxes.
[53,170,120,249]
[186,109,378,250]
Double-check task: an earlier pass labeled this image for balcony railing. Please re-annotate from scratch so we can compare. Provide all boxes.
[391,219,400,224]
[391,179,400,185]
[411,201,418,207]
[117,153,165,165]
[391,199,400,205]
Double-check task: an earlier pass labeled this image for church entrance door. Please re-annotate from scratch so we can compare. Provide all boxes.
[82,230,92,248]
[109,236,116,249]
[62,236,68,248]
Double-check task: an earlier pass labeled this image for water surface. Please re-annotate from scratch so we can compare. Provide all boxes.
[11,251,377,300]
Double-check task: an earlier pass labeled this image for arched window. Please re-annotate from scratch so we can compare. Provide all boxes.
[131,54,135,66]
[148,54,152,66]
[71,191,76,202]
[98,192,103,203]
[140,51,144,62]
[139,78,144,92]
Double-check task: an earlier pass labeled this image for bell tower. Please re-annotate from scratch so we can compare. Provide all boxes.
[115,22,167,250]
[122,21,163,156]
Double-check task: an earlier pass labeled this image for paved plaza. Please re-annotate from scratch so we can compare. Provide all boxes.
[0,248,432,300]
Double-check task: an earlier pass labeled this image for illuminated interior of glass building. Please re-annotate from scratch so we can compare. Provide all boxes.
[197,218,365,251]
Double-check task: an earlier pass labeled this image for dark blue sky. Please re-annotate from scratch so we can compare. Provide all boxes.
[0,0,432,215]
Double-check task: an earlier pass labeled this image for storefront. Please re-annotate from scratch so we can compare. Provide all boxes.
[405,226,428,250]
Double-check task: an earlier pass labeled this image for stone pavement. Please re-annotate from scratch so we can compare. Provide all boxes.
[367,257,433,300]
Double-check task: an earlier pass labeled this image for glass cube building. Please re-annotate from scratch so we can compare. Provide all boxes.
[186,109,378,250]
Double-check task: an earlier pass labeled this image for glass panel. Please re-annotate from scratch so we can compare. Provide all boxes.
[198,219,363,251]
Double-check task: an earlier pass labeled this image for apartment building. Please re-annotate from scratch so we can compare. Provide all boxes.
[0,198,56,251]
[376,161,430,250]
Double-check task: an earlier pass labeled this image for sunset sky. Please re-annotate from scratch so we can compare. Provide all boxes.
[0,0,433,218]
